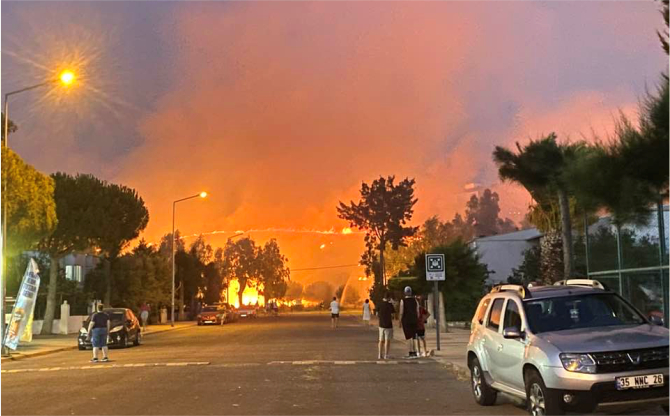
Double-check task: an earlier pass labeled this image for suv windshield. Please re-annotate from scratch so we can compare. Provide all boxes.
[524,293,646,334]
[202,307,218,312]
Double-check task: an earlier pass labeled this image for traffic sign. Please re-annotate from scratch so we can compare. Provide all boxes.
[425,254,445,281]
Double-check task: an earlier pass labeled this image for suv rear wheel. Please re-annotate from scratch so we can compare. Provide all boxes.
[470,357,497,406]
[525,370,563,416]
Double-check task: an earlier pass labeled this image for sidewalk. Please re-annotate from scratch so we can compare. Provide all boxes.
[350,312,471,380]
[1,321,196,363]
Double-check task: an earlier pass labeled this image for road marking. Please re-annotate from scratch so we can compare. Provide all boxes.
[268,360,433,366]
[2,359,434,374]
[1,362,210,374]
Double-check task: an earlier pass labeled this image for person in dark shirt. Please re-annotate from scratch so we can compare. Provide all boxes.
[377,292,395,360]
[87,304,111,362]
[399,286,420,358]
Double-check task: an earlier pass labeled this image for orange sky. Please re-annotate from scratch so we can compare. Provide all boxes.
[3,1,666,285]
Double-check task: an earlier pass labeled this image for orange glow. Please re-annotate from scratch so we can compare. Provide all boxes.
[226,279,265,308]
[342,228,353,234]
[319,244,326,249]
[199,191,208,198]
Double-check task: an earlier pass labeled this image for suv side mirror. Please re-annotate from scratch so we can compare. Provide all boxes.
[649,315,664,326]
[503,327,522,339]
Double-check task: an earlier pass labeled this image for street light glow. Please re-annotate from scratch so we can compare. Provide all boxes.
[59,70,75,86]
[200,191,208,198]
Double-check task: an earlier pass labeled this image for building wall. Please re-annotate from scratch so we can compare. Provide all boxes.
[472,239,538,284]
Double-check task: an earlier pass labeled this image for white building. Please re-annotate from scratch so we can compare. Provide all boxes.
[470,228,542,284]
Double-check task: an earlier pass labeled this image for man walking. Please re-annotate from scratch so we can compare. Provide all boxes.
[399,286,420,358]
[87,304,111,362]
[330,296,340,328]
[377,292,395,360]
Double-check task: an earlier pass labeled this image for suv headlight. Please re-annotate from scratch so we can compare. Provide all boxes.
[560,353,596,374]
[110,325,124,333]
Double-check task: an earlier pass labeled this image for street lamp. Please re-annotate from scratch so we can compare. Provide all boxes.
[1,70,77,351]
[171,191,207,327]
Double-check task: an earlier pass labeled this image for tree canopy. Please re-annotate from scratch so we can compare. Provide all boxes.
[1,147,57,255]
[337,175,418,283]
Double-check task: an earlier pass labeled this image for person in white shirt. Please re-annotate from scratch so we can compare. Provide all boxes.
[362,299,371,326]
[330,297,340,328]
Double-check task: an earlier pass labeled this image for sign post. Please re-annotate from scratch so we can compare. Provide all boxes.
[425,254,445,350]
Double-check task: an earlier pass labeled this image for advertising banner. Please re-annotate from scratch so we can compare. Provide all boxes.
[3,259,40,350]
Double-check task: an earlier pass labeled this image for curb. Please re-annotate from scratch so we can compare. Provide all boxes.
[432,357,470,381]
[1,323,198,363]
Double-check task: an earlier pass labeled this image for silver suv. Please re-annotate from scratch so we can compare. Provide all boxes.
[467,280,669,415]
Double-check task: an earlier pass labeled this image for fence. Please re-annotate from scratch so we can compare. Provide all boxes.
[577,204,669,326]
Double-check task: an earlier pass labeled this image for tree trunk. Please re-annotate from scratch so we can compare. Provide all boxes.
[178,283,185,321]
[103,259,112,306]
[540,230,563,284]
[557,189,574,278]
[41,254,60,335]
[379,247,386,287]
[238,281,246,307]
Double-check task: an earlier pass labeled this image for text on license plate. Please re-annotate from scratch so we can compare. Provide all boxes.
[616,374,664,390]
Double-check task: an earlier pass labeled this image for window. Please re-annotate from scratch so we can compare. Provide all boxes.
[524,293,645,334]
[487,298,504,332]
[476,298,491,324]
[503,300,522,330]
[65,265,82,282]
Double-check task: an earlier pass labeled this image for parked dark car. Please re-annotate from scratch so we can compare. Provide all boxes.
[78,308,141,350]
[197,305,225,325]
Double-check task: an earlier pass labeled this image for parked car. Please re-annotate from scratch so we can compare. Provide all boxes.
[467,280,669,415]
[223,304,238,323]
[237,305,258,319]
[78,308,141,350]
[197,305,225,325]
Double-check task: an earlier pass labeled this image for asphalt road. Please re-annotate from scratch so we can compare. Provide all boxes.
[0,313,664,415]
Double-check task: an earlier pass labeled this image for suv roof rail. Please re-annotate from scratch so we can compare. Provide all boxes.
[490,284,531,299]
[554,279,605,290]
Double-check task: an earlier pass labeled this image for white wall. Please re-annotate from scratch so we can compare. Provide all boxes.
[30,316,87,335]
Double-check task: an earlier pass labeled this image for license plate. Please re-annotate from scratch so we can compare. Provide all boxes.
[204,320,213,323]
[616,374,664,390]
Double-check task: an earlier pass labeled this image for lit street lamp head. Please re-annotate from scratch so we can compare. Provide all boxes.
[200,191,208,198]
[59,70,75,86]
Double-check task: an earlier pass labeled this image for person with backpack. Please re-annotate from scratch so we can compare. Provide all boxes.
[86,304,111,363]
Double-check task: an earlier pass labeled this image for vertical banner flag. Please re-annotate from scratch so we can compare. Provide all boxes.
[3,259,40,350]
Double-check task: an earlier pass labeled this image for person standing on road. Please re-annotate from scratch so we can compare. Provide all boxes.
[87,304,111,363]
[140,302,150,332]
[362,299,371,326]
[415,295,430,357]
[399,286,420,358]
[377,292,395,360]
[330,296,340,328]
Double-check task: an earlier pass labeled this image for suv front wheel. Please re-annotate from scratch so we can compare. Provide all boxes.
[525,370,563,416]
[470,357,497,406]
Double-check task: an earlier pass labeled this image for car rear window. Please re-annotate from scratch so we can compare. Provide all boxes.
[475,298,491,325]
[487,298,504,332]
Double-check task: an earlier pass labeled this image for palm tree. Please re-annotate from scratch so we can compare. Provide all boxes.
[493,134,584,281]
[568,82,668,230]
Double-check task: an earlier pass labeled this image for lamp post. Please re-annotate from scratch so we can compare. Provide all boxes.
[171,191,207,327]
[1,70,76,352]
